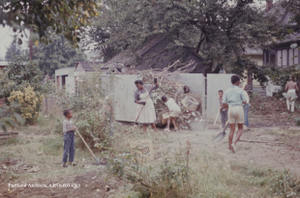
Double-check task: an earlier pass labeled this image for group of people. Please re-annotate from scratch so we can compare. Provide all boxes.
[134,79,180,132]
[61,75,300,166]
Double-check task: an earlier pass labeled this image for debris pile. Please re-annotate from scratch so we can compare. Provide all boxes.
[122,60,203,129]
[250,94,290,120]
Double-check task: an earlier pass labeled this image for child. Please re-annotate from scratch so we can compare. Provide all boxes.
[161,96,181,132]
[218,90,228,128]
[222,75,247,153]
[62,109,76,167]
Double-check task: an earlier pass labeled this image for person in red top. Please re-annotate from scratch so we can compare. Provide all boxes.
[285,77,299,113]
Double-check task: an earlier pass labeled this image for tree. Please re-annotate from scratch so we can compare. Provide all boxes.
[33,34,87,76]
[282,0,300,30]
[0,0,99,45]
[86,0,286,73]
[0,54,50,99]
[5,40,22,61]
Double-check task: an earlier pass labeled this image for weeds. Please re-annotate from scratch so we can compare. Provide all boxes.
[40,136,63,155]
[0,137,20,146]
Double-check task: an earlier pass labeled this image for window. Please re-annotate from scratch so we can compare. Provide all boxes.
[294,48,298,65]
[62,75,68,89]
[265,51,276,65]
[289,48,294,65]
[57,76,60,87]
[282,49,287,66]
[277,50,282,66]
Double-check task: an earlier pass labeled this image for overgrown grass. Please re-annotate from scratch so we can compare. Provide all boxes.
[40,136,63,155]
[119,151,300,198]
[0,136,20,146]
[105,125,300,198]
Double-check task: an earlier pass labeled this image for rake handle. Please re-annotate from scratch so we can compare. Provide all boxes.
[75,129,100,166]
[134,83,155,124]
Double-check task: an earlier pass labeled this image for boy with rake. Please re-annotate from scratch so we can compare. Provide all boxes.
[222,75,247,153]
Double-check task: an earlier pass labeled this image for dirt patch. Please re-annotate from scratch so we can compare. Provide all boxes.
[249,94,299,121]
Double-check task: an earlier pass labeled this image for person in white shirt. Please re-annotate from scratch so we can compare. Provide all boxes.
[161,96,181,132]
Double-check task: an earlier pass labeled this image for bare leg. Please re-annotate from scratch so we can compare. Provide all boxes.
[228,124,235,153]
[143,125,147,132]
[151,123,157,132]
[166,117,171,130]
[234,124,244,145]
[171,117,178,130]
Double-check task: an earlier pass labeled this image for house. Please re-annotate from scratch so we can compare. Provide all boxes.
[55,67,76,93]
[55,62,108,94]
[103,35,206,73]
[264,33,300,67]
[243,48,267,95]
[74,61,103,77]
[262,1,300,96]
[263,0,300,67]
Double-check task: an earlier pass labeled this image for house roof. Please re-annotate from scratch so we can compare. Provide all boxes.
[75,62,102,72]
[136,35,168,56]
[102,34,204,70]
[275,32,300,44]
[102,50,135,68]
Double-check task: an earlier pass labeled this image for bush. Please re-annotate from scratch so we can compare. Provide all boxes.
[54,70,115,149]
[8,86,44,124]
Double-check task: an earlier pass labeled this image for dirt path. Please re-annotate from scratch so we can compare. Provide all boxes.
[155,125,300,176]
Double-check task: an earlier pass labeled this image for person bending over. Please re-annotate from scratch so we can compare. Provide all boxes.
[161,96,181,132]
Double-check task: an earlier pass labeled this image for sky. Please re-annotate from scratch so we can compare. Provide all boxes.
[0,0,267,60]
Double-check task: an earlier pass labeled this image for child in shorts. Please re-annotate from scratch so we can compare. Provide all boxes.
[161,96,181,132]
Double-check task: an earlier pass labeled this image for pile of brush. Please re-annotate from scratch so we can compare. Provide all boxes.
[122,60,202,129]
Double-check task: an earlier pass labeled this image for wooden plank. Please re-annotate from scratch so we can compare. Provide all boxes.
[0,132,19,136]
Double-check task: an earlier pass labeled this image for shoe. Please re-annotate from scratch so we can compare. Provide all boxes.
[63,165,68,168]
[164,128,171,132]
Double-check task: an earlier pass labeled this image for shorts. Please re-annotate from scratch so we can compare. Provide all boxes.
[228,106,244,124]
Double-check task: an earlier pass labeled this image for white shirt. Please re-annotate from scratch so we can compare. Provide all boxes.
[244,90,250,104]
[165,98,181,112]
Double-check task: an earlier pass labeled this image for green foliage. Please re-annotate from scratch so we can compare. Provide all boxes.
[33,35,87,76]
[54,71,114,149]
[282,0,300,30]
[5,39,22,61]
[87,0,286,71]
[0,103,25,133]
[0,137,20,146]
[107,143,192,197]
[229,56,269,85]
[259,64,300,96]
[0,0,99,45]
[0,55,53,99]
[8,86,44,125]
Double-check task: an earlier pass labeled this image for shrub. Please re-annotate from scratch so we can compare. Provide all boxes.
[53,70,115,149]
[8,86,44,124]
